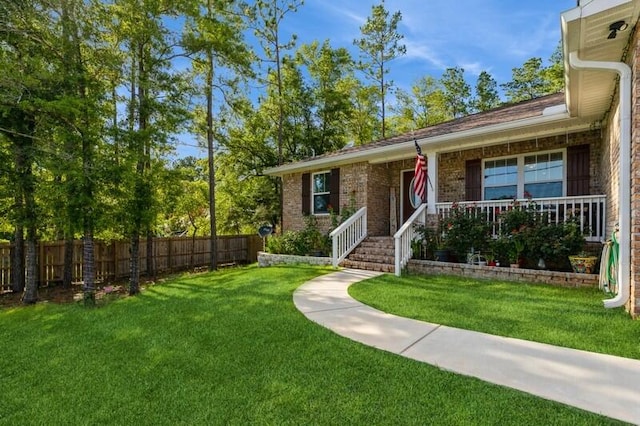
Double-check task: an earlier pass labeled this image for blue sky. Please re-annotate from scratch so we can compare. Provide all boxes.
[177,0,577,158]
[286,0,576,90]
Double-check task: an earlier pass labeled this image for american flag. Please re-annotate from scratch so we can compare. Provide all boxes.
[414,141,427,203]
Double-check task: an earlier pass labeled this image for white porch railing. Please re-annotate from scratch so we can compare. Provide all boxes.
[435,195,606,242]
[330,207,367,268]
[393,203,427,277]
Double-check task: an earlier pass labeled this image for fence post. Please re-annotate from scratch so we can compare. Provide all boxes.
[39,241,46,287]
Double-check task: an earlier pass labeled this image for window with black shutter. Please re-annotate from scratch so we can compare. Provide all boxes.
[302,169,341,215]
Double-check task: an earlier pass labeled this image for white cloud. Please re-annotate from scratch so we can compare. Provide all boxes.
[284,0,572,88]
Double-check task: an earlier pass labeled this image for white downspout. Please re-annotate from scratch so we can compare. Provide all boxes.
[568,51,631,308]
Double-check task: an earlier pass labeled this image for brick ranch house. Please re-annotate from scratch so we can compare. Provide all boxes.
[265,0,640,317]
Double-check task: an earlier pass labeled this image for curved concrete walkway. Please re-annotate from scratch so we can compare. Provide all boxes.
[293,268,640,424]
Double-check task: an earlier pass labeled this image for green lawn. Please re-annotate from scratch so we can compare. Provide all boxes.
[350,272,640,359]
[0,266,625,425]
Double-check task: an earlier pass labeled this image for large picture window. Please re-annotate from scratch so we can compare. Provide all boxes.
[312,171,331,214]
[483,150,564,200]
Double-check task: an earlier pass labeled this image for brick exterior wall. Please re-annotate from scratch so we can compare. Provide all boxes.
[630,25,640,317]
[366,164,391,236]
[282,172,305,233]
[595,24,640,317]
[437,131,603,202]
[281,161,391,236]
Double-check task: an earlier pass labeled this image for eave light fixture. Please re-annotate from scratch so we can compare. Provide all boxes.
[608,20,628,39]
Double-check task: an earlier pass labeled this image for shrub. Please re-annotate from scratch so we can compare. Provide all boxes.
[496,199,586,269]
[440,202,492,261]
[266,215,331,256]
[266,231,310,255]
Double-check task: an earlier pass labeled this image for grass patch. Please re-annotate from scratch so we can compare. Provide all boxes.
[349,273,640,359]
[0,265,625,424]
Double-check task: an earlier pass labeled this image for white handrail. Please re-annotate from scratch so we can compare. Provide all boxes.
[393,203,427,276]
[435,195,606,242]
[330,207,367,268]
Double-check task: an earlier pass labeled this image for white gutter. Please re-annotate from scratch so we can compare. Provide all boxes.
[568,51,631,309]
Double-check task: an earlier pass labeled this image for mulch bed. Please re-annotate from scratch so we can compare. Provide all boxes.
[1,282,133,308]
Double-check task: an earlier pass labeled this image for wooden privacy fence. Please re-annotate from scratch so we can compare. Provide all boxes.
[0,235,262,292]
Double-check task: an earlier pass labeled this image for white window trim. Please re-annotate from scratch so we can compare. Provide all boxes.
[311,170,331,215]
[482,148,566,200]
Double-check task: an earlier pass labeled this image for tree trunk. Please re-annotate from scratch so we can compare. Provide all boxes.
[11,225,25,293]
[205,44,217,271]
[22,232,38,304]
[63,236,74,288]
[22,163,38,304]
[83,227,95,306]
[129,232,140,295]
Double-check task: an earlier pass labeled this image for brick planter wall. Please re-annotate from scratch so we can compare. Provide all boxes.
[258,251,599,289]
[257,251,333,267]
[407,259,599,288]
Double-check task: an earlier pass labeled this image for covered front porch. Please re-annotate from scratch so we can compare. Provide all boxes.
[331,194,607,277]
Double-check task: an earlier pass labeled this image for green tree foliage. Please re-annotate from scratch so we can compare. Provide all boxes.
[441,67,471,119]
[472,71,501,112]
[501,54,563,103]
[182,0,254,270]
[542,41,564,95]
[354,0,406,139]
[215,152,279,234]
[251,0,303,166]
[391,76,448,132]
[346,80,380,145]
[0,1,48,300]
[0,0,105,302]
[295,41,355,155]
[104,0,189,294]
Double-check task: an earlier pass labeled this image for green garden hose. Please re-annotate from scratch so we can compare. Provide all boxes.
[600,228,619,293]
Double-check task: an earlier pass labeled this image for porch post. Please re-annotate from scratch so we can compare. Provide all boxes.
[426,152,437,214]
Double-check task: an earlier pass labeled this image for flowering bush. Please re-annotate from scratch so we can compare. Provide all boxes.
[440,202,492,261]
[495,199,586,269]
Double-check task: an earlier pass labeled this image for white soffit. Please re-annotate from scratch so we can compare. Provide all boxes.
[563,0,640,118]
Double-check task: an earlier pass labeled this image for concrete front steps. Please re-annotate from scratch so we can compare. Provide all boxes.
[340,236,395,273]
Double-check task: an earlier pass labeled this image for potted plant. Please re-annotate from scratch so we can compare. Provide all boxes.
[508,237,525,268]
[431,229,452,262]
[569,252,599,274]
[485,251,497,267]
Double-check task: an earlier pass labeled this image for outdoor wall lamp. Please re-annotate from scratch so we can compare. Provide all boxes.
[607,20,628,39]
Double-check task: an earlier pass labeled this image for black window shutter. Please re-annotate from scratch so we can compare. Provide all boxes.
[567,144,590,196]
[465,159,482,201]
[301,173,311,214]
[330,168,340,214]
